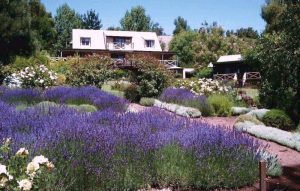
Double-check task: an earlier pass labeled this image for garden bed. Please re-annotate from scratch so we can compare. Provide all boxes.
[0,86,273,190]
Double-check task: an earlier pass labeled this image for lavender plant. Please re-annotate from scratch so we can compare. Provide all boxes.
[0,88,42,105]
[44,86,128,112]
[0,95,264,190]
[160,88,214,116]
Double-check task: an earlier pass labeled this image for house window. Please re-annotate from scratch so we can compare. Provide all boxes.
[81,37,91,46]
[114,37,126,44]
[145,40,155,48]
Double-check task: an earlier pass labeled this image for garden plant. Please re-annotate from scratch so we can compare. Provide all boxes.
[0,86,273,190]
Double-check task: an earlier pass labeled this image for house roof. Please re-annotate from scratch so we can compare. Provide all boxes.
[158,35,173,51]
[103,30,157,39]
[217,54,243,63]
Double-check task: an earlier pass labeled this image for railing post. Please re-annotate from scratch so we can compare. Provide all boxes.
[260,160,267,191]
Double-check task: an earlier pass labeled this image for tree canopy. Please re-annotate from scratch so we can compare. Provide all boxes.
[0,0,34,65]
[173,16,190,35]
[235,27,259,39]
[246,1,300,122]
[261,0,286,33]
[120,6,152,31]
[120,5,164,35]
[29,0,56,51]
[54,4,82,53]
[171,23,255,67]
[82,9,102,30]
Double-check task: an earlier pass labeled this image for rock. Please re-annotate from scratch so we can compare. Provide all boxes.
[246,109,270,120]
[154,99,201,118]
[231,107,252,115]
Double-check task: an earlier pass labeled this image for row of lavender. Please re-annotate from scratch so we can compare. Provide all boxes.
[0,86,263,190]
[0,86,128,112]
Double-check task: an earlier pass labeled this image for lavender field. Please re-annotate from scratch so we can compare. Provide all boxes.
[0,86,264,190]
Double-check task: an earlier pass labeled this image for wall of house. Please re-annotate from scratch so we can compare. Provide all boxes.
[72,29,105,50]
[72,29,162,52]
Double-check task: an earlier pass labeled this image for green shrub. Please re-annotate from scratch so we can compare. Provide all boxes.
[137,70,169,98]
[78,104,98,112]
[182,99,214,117]
[66,56,112,88]
[139,97,155,107]
[128,55,172,98]
[15,104,29,111]
[111,69,129,80]
[296,124,300,132]
[235,114,264,125]
[67,104,98,113]
[208,94,233,117]
[194,67,213,78]
[102,84,125,98]
[66,98,91,106]
[262,109,295,130]
[124,84,141,103]
[111,81,131,91]
[10,51,50,71]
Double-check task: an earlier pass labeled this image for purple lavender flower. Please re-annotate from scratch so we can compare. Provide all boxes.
[0,88,263,190]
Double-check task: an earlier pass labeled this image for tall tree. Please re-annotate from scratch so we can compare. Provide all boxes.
[246,0,300,122]
[82,9,102,30]
[261,0,286,33]
[29,0,56,51]
[171,23,255,67]
[120,6,151,31]
[173,16,190,35]
[169,31,198,67]
[151,22,164,35]
[54,4,82,54]
[0,0,34,65]
[236,27,259,39]
[107,26,122,31]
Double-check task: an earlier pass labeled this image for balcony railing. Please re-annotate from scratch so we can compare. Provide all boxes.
[106,42,134,50]
[159,60,178,68]
[111,59,178,69]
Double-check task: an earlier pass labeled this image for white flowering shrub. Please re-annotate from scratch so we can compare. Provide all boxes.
[0,138,54,190]
[5,65,58,89]
[174,78,229,96]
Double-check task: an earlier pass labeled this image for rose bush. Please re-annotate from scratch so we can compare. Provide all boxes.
[174,78,229,96]
[4,65,57,89]
[0,138,54,191]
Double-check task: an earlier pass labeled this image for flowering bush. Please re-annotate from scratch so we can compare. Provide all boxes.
[44,86,128,112]
[0,88,42,106]
[5,65,57,89]
[174,78,229,96]
[0,95,266,190]
[0,138,54,191]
